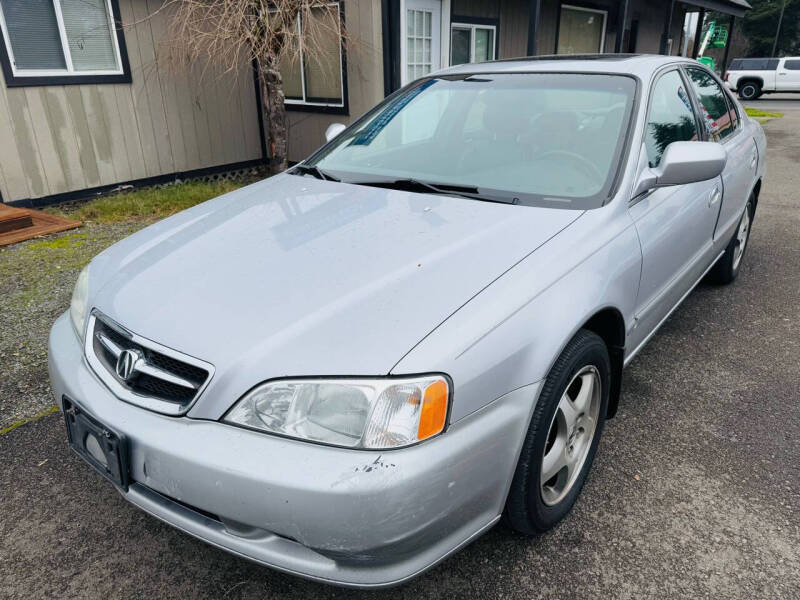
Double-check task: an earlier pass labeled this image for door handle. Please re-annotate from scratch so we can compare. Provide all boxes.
[708,187,721,208]
[750,151,758,169]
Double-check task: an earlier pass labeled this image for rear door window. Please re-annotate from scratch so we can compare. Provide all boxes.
[685,68,736,142]
[784,59,800,70]
[644,70,699,168]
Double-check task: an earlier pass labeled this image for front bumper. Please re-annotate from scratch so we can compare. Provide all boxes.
[48,312,540,588]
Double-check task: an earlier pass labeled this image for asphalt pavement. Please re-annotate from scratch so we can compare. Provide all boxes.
[742,92,800,113]
[1,110,799,599]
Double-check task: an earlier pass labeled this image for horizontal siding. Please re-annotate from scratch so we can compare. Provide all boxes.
[0,0,262,203]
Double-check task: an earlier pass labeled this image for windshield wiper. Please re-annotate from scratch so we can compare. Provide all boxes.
[291,164,340,182]
[351,178,518,205]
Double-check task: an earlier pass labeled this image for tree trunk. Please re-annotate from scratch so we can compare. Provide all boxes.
[260,57,288,173]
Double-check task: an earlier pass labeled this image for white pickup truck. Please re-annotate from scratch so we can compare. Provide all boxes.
[725,57,800,100]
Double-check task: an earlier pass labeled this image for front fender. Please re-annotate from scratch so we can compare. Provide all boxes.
[392,203,642,423]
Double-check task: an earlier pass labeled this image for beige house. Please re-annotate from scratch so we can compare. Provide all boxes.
[0,0,749,207]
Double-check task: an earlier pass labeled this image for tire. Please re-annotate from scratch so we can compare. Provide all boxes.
[738,81,761,100]
[504,329,610,535]
[708,198,754,285]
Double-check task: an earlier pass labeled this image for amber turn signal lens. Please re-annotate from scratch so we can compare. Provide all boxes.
[417,379,448,441]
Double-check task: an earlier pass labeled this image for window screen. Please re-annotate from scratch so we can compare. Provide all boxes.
[60,0,117,71]
[304,5,342,102]
[0,0,121,76]
[645,70,699,168]
[0,0,66,70]
[277,3,344,107]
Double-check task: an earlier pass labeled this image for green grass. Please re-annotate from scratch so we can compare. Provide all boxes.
[745,107,783,119]
[50,180,243,224]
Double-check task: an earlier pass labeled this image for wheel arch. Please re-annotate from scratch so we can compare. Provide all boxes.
[738,76,764,89]
[751,178,762,214]
[580,308,626,419]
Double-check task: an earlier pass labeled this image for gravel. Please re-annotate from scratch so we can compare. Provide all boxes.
[1,113,799,599]
[0,222,145,431]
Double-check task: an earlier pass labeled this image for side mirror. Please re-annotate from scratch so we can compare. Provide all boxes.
[325,122,346,142]
[633,141,727,198]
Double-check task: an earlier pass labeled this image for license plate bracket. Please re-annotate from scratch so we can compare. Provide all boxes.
[63,396,129,490]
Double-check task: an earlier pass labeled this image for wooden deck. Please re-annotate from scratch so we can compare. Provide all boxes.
[0,204,81,247]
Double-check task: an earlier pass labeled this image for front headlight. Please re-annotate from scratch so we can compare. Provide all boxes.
[69,265,90,341]
[224,376,450,449]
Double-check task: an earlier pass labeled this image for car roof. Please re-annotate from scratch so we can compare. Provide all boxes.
[434,54,700,79]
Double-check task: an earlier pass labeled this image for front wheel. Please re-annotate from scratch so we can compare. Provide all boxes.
[708,198,753,284]
[504,330,610,535]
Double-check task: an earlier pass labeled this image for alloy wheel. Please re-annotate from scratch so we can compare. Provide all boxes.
[540,365,602,506]
[732,204,751,271]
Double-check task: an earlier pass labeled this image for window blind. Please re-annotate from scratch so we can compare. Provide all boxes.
[60,0,118,71]
[0,0,66,70]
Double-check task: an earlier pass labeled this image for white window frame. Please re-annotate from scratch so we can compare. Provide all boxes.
[283,1,345,109]
[0,0,124,77]
[558,4,608,54]
[449,22,497,65]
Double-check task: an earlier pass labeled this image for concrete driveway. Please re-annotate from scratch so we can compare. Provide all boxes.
[2,111,799,600]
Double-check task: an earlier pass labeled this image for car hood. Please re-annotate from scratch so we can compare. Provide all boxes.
[90,174,582,417]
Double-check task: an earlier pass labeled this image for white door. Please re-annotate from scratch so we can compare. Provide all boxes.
[778,58,800,91]
[402,0,441,85]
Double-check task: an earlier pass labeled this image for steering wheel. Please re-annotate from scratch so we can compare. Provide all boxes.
[534,150,604,182]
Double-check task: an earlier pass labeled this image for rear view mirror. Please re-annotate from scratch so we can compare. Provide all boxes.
[325,123,347,142]
[633,141,727,197]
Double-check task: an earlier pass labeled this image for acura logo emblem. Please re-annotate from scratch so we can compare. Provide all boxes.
[115,348,142,381]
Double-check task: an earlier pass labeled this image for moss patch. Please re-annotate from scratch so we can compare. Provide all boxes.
[0,405,59,435]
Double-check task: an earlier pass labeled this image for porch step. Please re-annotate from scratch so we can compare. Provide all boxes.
[0,204,81,247]
[0,204,34,233]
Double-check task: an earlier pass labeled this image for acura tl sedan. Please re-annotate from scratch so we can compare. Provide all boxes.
[49,55,765,588]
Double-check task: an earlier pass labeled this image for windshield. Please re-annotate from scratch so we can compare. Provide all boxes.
[305,73,636,208]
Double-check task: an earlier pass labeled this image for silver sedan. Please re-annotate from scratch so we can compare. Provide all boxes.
[49,54,765,588]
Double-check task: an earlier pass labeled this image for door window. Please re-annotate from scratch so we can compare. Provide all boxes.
[644,70,699,168]
[557,5,607,54]
[685,68,735,142]
[784,59,800,70]
[732,58,777,70]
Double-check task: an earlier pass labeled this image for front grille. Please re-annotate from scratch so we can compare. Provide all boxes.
[87,312,213,414]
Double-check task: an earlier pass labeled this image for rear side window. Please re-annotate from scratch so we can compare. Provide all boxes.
[785,59,800,70]
[685,68,736,142]
[644,70,699,168]
[732,58,777,70]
